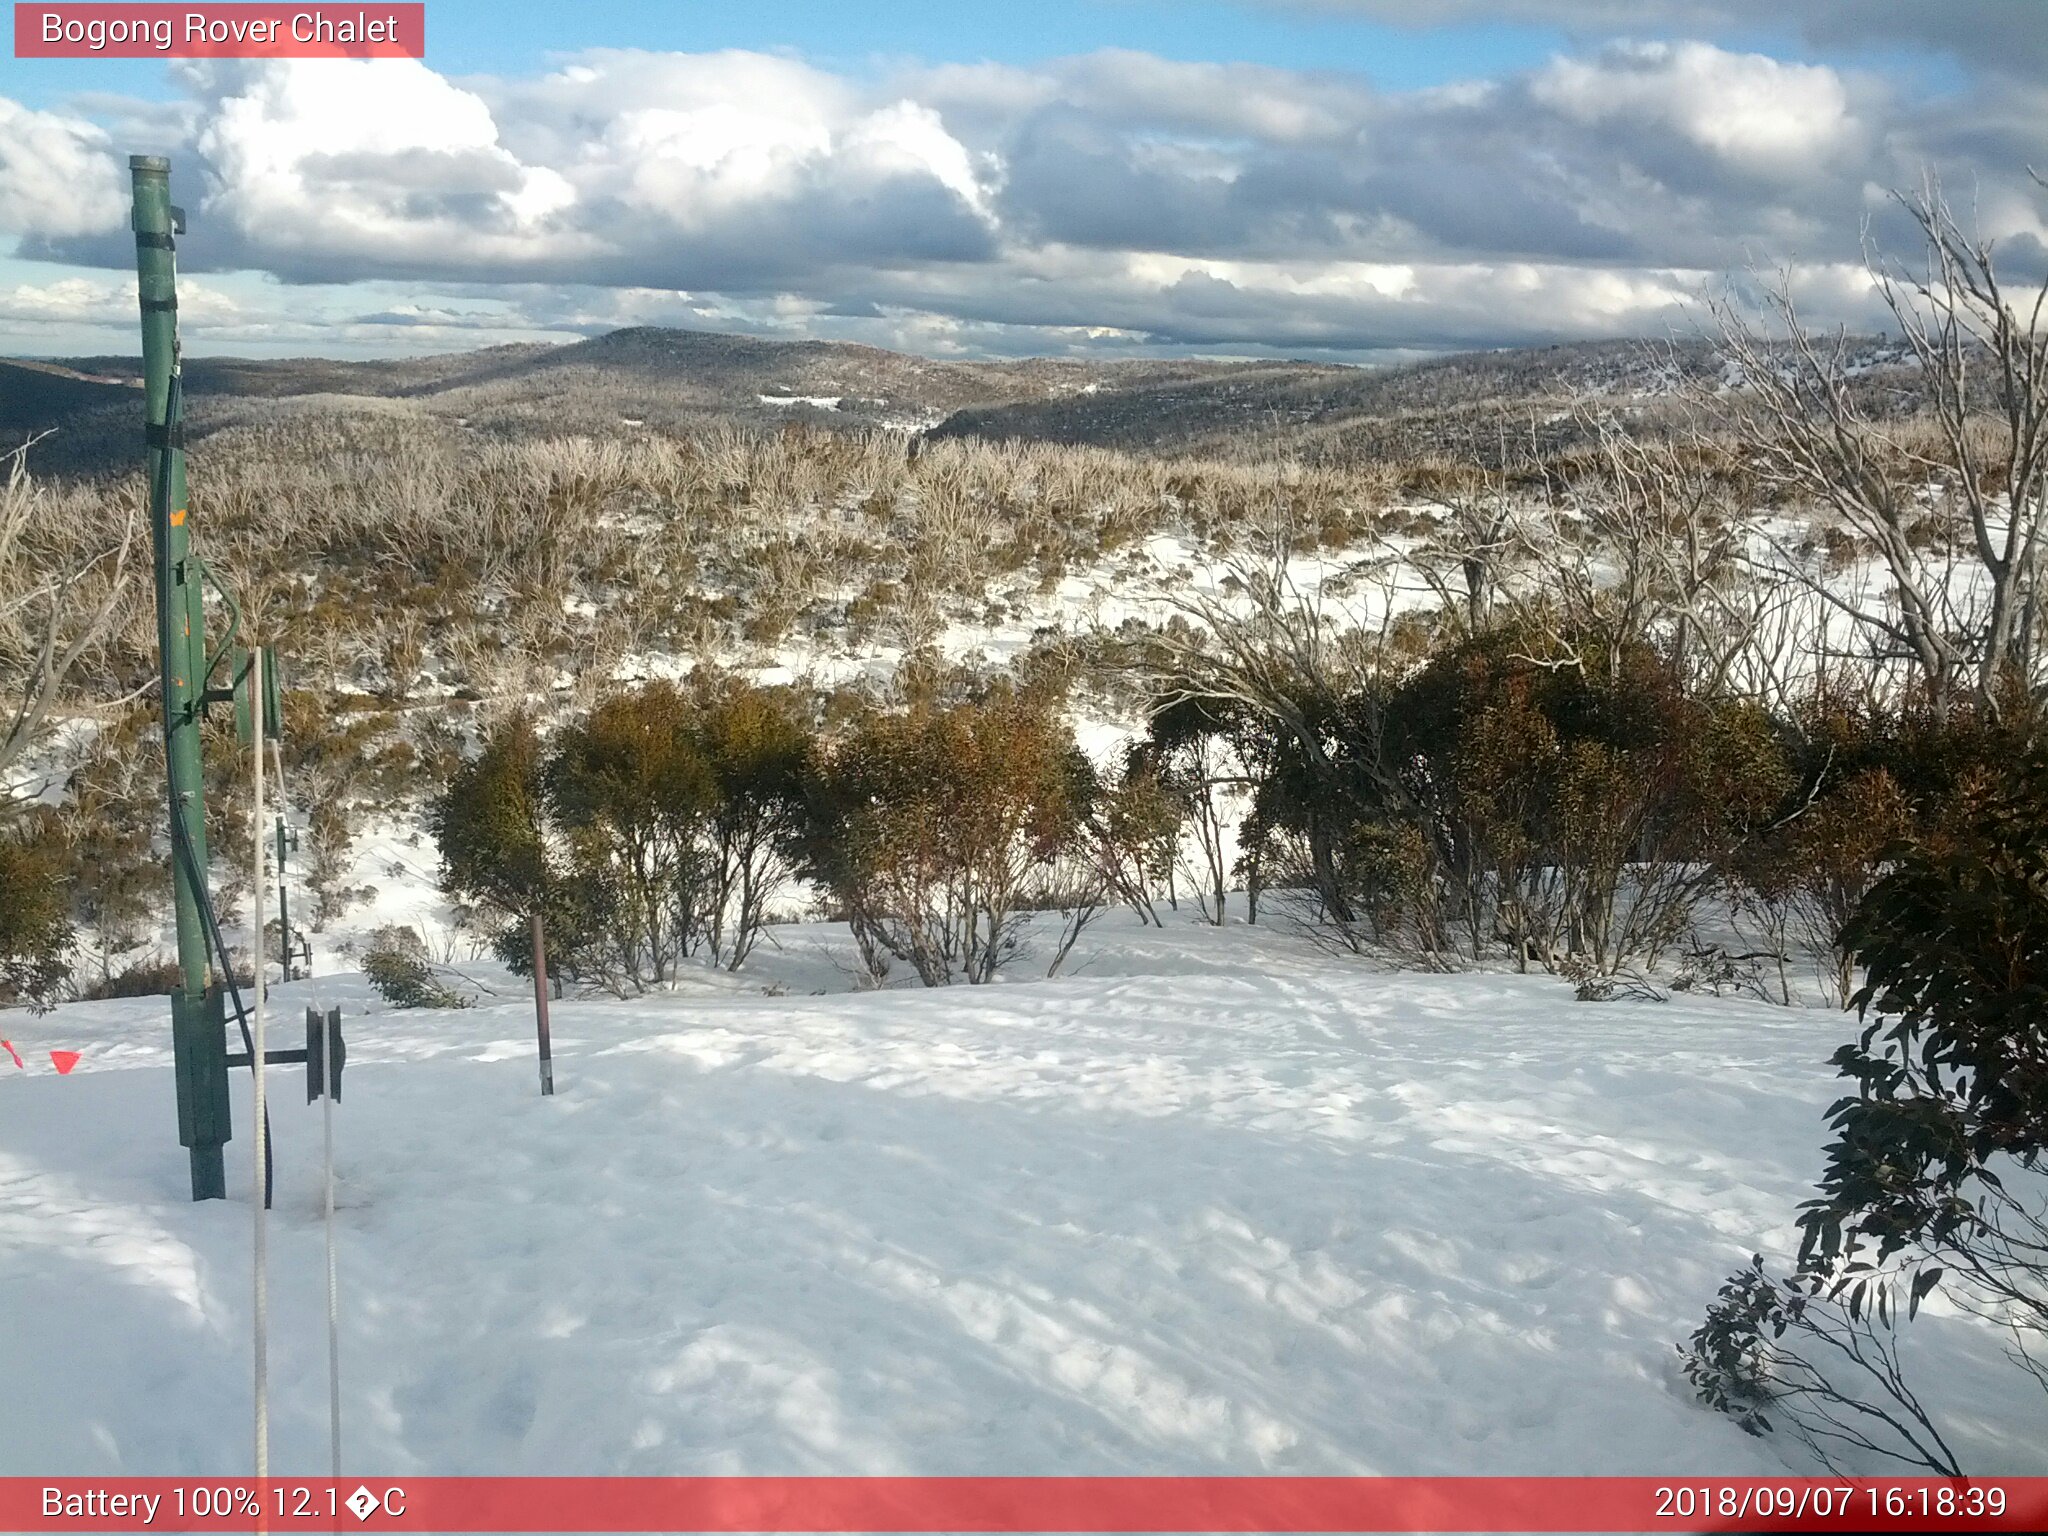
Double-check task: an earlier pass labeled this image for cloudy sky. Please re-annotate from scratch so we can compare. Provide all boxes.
[3,0,2044,361]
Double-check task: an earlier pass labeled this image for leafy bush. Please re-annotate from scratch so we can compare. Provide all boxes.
[798,685,1089,985]
[433,710,594,980]
[360,926,469,1010]
[1801,751,2048,1318]
[1241,628,1790,972]
[433,681,811,994]
[1136,697,1259,925]
[0,822,73,1011]
[1682,1256,1960,1474]
[76,956,186,1000]
[1730,698,2009,1004]
[1081,755,1184,926]
[547,682,720,990]
[691,672,809,969]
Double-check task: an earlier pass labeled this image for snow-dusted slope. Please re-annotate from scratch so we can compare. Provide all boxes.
[1,918,2039,1477]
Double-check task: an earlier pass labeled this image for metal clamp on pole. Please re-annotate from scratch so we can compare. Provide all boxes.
[306,1008,346,1103]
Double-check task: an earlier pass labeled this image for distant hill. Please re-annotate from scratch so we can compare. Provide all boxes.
[925,339,1741,461]
[413,328,1320,437]
[8,327,1326,474]
[5,325,1917,479]
[0,359,140,472]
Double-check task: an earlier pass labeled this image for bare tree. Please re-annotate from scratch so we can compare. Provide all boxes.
[1568,402,1772,695]
[1878,174,2048,717]
[1124,540,1381,924]
[1,436,138,802]
[1708,174,2048,724]
[1401,424,1533,636]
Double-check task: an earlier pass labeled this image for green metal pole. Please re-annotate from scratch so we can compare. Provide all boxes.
[134,155,230,1201]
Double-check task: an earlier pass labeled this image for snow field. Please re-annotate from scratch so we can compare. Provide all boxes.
[2,917,2041,1477]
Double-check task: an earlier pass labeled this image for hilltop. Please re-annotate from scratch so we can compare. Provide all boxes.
[6,326,1781,478]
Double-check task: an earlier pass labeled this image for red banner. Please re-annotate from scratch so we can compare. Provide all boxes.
[14,5,424,58]
[1,1478,2044,1533]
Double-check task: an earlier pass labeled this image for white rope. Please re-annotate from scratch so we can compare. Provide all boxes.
[250,645,270,1485]
[273,730,343,1477]
[322,1003,341,1477]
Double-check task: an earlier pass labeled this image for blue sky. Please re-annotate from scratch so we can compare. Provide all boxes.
[1,1,2036,360]
[11,2,1574,104]
[8,1,1972,112]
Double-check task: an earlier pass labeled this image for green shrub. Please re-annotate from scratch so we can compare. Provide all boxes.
[1239,627,1791,971]
[434,682,814,993]
[0,822,73,1011]
[1804,752,2048,1275]
[798,685,1088,985]
[77,955,186,1000]
[547,682,720,989]
[1731,697,2019,1004]
[361,926,469,1010]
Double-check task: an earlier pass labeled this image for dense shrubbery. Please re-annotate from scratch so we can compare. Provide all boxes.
[432,709,569,974]
[434,676,812,994]
[432,674,1123,991]
[0,819,73,1011]
[417,636,2027,1004]
[796,681,1092,985]
[1805,752,2048,1316]
[1129,697,1260,925]
[1127,594,2038,993]
[74,955,186,1000]
[1136,627,1790,978]
[47,707,159,972]
[1726,697,2012,1003]
[1352,630,1785,974]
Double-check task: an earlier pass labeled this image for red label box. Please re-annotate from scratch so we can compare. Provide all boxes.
[2,1478,2046,1533]
[14,4,425,58]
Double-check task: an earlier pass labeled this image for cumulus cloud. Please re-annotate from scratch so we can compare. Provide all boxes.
[7,30,2042,359]
[1527,41,1861,178]
[176,58,588,279]
[0,100,126,240]
[0,274,130,326]
[0,273,247,335]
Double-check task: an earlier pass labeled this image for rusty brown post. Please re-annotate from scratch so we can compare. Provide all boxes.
[529,911,555,1096]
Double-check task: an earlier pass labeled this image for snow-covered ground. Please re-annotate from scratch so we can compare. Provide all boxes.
[3,915,2040,1478]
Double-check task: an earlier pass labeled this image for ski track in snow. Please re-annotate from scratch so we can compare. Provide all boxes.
[2,918,2041,1476]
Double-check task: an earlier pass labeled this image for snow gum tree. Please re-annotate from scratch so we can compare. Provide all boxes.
[799,686,1089,985]
[547,682,720,990]
[1711,178,2048,725]
[0,818,72,1011]
[432,709,621,989]
[434,682,813,994]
